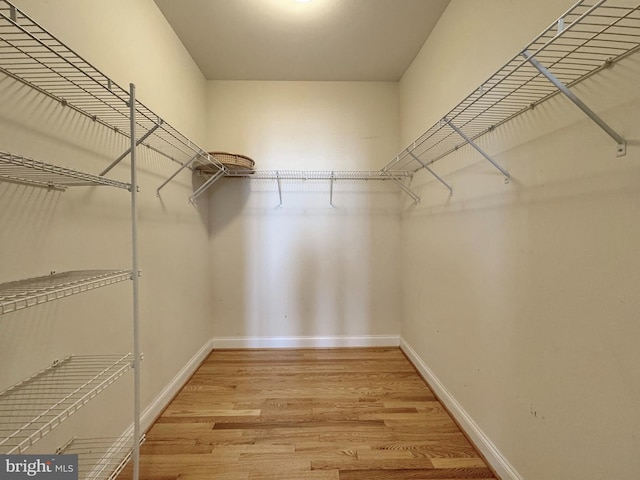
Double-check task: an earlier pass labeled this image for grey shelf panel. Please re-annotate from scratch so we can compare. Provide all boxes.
[0,151,131,190]
[0,355,133,454]
[0,270,132,315]
[383,0,640,175]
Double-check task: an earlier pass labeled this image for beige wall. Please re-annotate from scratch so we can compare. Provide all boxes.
[400,1,640,479]
[0,0,212,451]
[3,1,639,477]
[205,81,403,344]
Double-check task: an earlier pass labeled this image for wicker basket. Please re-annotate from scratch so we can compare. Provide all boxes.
[195,151,255,175]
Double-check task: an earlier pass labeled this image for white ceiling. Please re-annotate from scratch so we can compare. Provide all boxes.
[153,0,450,81]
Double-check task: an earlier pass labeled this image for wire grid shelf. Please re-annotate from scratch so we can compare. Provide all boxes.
[383,0,640,174]
[0,270,132,315]
[224,170,414,180]
[57,435,144,480]
[0,152,131,190]
[0,1,225,175]
[0,354,133,454]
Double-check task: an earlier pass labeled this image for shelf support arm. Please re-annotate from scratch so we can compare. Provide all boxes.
[384,171,421,205]
[408,152,453,195]
[522,50,626,156]
[329,171,335,207]
[156,153,199,197]
[276,171,283,207]
[189,169,225,205]
[100,120,163,176]
[444,118,510,181]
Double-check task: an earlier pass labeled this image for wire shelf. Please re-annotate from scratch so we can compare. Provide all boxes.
[0,354,133,454]
[0,270,132,315]
[0,1,225,177]
[224,170,414,180]
[383,0,640,174]
[0,152,131,190]
[57,435,144,480]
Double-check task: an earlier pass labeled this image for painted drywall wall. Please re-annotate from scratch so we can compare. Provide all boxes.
[0,0,212,452]
[399,1,640,479]
[205,81,403,344]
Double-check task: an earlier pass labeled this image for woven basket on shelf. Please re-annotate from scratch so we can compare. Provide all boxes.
[195,151,255,174]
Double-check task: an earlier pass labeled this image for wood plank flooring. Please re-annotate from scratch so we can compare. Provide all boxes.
[118,348,497,480]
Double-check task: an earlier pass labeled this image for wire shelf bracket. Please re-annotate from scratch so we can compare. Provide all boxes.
[189,167,226,205]
[100,119,163,177]
[408,151,453,195]
[521,50,626,156]
[444,118,511,182]
[0,354,133,454]
[0,270,132,315]
[156,154,198,197]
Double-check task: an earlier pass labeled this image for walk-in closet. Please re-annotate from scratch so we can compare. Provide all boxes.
[1,1,638,479]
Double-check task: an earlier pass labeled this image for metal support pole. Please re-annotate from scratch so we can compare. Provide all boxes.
[522,50,626,157]
[156,154,199,196]
[189,169,225,204]
[100,121,162,176]
[329,171,335,207]
[276,171,283,207]
[408,152,453,195]
[444,118,510,180]
[128,83,141,480]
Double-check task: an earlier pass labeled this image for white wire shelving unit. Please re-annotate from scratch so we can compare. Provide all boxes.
[383,0,640,199]
[0,354,133,455]
[0,270,132,316]
[56,435,145,480]
[0,0,227,196]
[0,152,131,190]
[0,3,144,479]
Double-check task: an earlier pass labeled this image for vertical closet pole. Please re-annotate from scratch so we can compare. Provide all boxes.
[129,83,141,480]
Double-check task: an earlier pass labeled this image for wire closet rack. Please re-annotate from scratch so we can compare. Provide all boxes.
[383,0,640,197]
[0,152,132,190]
[222,169,418,206]
[0,354,133,455]
[56,435,144,480]
[0,0,226,194]
[0,270,133,315]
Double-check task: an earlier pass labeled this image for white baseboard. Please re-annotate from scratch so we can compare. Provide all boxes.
[139,338,214,432]
[399,338,522,480]
[212,335,400,349]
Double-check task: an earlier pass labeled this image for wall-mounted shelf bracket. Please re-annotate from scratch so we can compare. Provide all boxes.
[444,118,510,182]
[384,171,421,205]
[100,120,163,176]
[522,50,626,157]
[276,172,283,207]
[408,151,453,195]
[189,168,225,205]
[329,171,335,207]
[156,153,199,197]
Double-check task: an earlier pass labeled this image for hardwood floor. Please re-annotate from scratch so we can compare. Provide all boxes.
[119,348,497,480]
